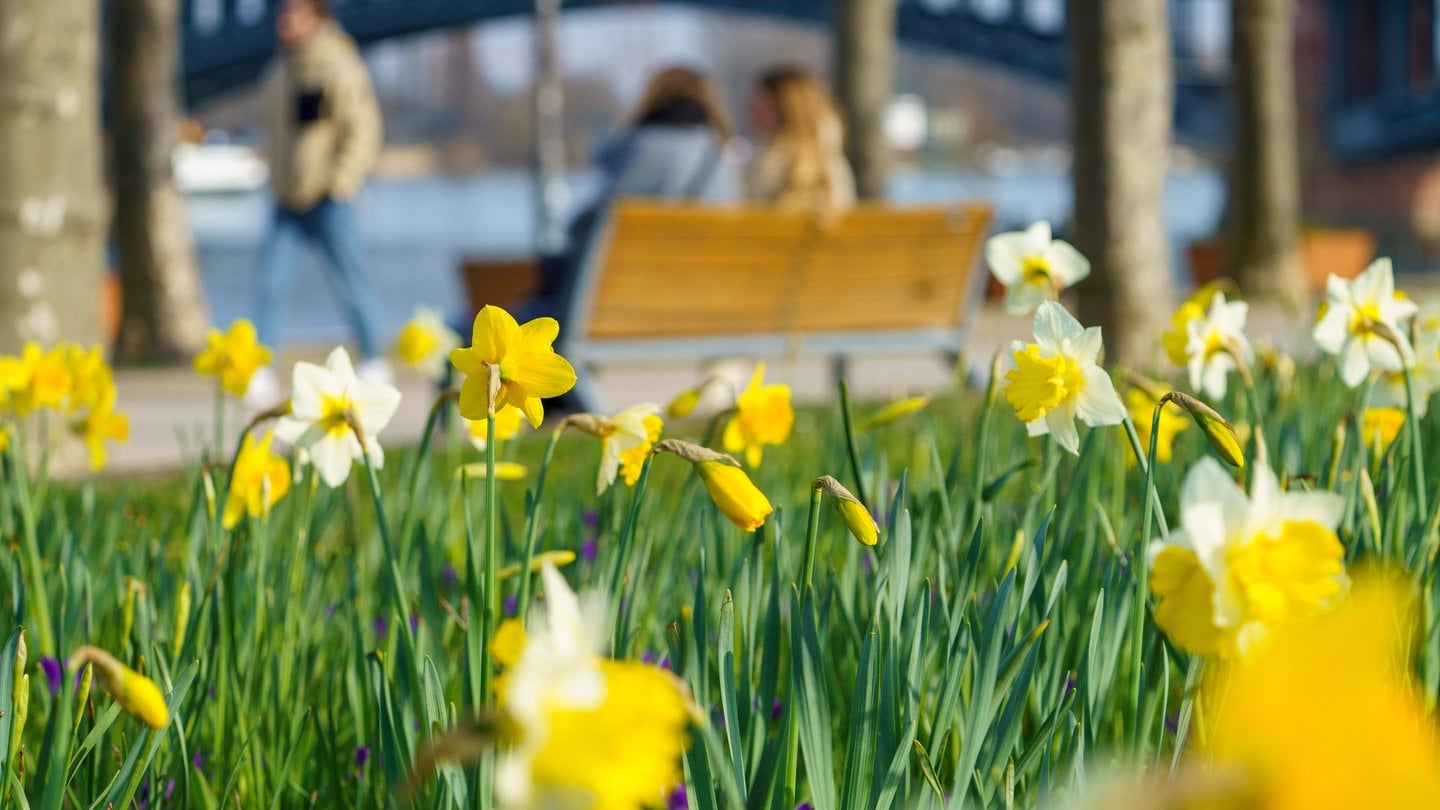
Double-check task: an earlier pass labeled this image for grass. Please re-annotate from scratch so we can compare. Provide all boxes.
[1,353,1437,808]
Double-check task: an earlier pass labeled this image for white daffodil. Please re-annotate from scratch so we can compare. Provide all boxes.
[1184,291,1252,400]
[1313,258,1418,388]
[1148,458,1345,658]
[985,221,1091,315]
[1002,300,1125,455]
[491,563,689,809]
[597,402,662,495]
[1373,327,1440,416]
[273,347,402,488]
[392,307,461,381]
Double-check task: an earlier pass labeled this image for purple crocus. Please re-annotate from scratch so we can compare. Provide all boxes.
[373,616,389,638]
[581,537,598,564]
[504,595,518,616]
[667,784,688,809]
[356,745,371,769]
[40,657,63,696]
[440,564,458,588]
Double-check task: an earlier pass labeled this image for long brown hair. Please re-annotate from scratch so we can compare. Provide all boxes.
[758,66,848,206]
[630,66,733,141]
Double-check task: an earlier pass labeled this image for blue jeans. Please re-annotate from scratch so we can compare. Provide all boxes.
[253,198,381,358]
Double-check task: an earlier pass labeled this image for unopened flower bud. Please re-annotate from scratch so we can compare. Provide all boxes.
[814,476,878,546]
[1163,391,1244,468]
[69,646,169,730]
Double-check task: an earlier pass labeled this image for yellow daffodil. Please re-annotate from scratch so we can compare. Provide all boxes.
[393,306,461,381]
[1125,388,1188,465]
[1196,577,1440,807]
[273,347,402,488]
[594,403,663,494]
[1184,291,1252,400]
[1003,301,1125,455]
[1313,258,1417,388]
[223,430,291,528]
[721,363,793,467]
[1161,281,1229,366]
[194,319,274,398]
[465,404,526,452]
[858,395,930,432]
[65,343,114,413]
[0,425,10,455]
[68,645,169,729]
[71,389,130,471]
[450,305,577,428]
[816,475,878,546]
[1148,458,1346,657]
[0,342,73,416]
[984,221,1090,315]
[495,563,691,809]
[1361,407,1406,454]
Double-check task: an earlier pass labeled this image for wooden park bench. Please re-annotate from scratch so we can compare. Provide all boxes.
[461,199,993,411]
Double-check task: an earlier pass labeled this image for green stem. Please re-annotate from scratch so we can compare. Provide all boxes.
[360,450,419,691]
[610,455,655,656]
[482,408,498,705]
[800,486,823,599]
[9,429,54,655]
[1130,403,1164,759]
[517,428,564,623]
[214,380,226,460]
[399,389,458,549]
[1404,366,1430,526]
[1122,416,1170,539]
[838,379,870,508]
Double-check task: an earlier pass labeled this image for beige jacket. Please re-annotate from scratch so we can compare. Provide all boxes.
[263,24,381,211]
[744,122,856,210]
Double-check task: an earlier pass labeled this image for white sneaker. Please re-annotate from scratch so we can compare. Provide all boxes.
[244,366,282,411]
[356,357,395,386]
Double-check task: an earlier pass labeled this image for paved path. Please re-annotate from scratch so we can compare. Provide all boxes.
[91,291,1419,477]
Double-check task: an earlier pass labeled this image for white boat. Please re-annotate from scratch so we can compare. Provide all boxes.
[174,142,268,194]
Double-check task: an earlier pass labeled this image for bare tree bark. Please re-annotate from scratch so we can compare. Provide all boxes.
[108,0,210,363]
[1069,0,1176,367]
[835,0,896,200]
[0,1,106,353]
[1227,0,1304,304]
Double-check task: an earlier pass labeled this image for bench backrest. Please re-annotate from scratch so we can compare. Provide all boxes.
[570,199,993,346]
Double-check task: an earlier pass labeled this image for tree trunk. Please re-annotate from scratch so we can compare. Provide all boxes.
[109,0,210,363]
[533,0,569,257]
[835,0,896,201]
[0,1,106,353]
[1227,0,1304,304]
[1069,0,1176,368]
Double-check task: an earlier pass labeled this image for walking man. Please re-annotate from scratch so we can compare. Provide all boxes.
[247,0,389,407]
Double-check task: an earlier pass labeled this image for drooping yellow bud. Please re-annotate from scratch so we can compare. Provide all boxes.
[695,460,773,532]
[68,646,170,729]
[496,550,577,582]
[456,462,530,480]
[858,396,930,432]
[173,581,193,659]
[1165,391,1245,468]
[666,388,702,419]
[814,475,878,546]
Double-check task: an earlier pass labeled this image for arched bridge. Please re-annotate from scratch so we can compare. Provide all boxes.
[181,0,1230,139]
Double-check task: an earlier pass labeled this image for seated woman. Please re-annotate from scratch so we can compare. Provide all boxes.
[744,66,856,210]
[518,65,738,327]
